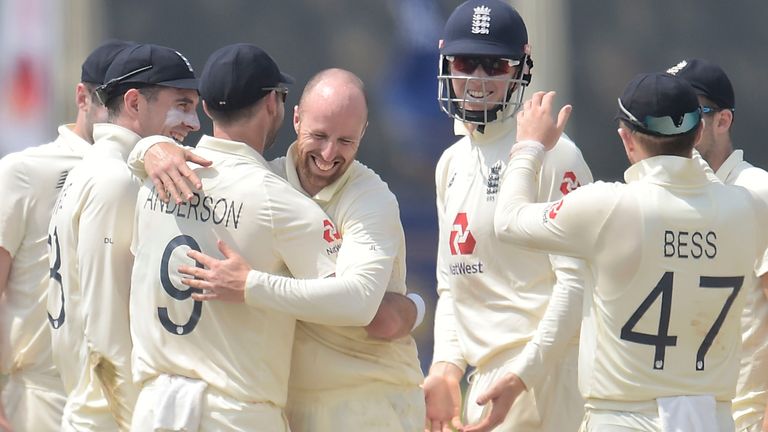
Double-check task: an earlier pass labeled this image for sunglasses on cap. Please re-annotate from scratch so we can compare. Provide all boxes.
[263,86,288,103]
[446,56,520,77]
[618,98,701,136]
[701,106,735,115]
[94,65,154,105]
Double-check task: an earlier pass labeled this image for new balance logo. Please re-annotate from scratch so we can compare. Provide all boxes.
[449,213,476,255]
[666,60,687,76]
[472,6,491,34]
[56,170,68,189]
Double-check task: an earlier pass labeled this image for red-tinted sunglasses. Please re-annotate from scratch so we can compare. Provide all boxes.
[446,56,520,76]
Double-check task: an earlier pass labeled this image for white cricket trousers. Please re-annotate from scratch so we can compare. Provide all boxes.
[286,382,424,432]
[579,400,735,431]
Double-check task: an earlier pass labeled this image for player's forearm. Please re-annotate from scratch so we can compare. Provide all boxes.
[364,291,424,340]
[127,135,170,179]
[244,264,390,326]
[494,142,545,244]
[495,145,593,259]
[432,290,468,371]
[507,255,585,388]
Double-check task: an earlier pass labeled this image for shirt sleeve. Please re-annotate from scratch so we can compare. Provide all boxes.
[0,156,29,257]
[431,152,467,371]
[502,138,593,386]
[505,254,587,387]
[494,141,608,259]
[537,135,594,202]
[78,170,140,418]
[243,175,393,326]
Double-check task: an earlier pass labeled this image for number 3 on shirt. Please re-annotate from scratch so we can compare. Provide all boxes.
[620,271,743,371]
[158,234,204,335]
[47,227,65,329]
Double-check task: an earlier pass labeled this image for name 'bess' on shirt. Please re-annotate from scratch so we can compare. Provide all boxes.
[664,230,717,259]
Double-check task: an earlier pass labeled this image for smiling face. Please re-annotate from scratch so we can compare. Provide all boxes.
[448,57,517,112]
[293,75,367,196]
[138,87,200,142]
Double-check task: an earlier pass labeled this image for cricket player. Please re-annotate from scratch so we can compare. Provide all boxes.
[670,58,768,432]
[0,39,132,431]
[493,74,767,430]
[129,68,426,431]
[128,43,346,432]
[47,43,200,431]
[425,1,592,431]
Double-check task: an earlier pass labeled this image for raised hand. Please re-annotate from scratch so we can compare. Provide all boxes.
[516,91,572,151]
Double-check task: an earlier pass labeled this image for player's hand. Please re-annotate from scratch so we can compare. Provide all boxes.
[146,141,211,204]
[181,240,249,303]
[365,292,417,340]
[516,91,572,151]
[424,362,464,432]
[460,372,526,432]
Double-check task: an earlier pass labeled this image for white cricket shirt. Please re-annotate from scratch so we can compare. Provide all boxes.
[716,150,768,427]
[47,123,142,428]
[433,119,593,375]
[0,125,89,378]
[496,146,768,404]
[252,142,424,391]
[130,135,339,407]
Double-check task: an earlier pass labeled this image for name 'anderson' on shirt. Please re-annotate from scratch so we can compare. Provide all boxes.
[143,187,244,230]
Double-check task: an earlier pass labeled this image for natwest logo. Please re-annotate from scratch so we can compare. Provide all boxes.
[322,219,341,243]
[559,171,580,196]
[449,213,476,255]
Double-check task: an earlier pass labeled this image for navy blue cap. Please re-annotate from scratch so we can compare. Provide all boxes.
[667,58,735,110]
[199,43,294,111]
[101,43,198,91]
[617,72,702,136]
[81,40,136,85]
[440,0,528,58]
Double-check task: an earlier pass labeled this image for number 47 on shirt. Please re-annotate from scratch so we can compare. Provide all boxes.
[620,271,743,371]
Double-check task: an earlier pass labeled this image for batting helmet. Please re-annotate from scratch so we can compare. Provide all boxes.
[437,0,533,125]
